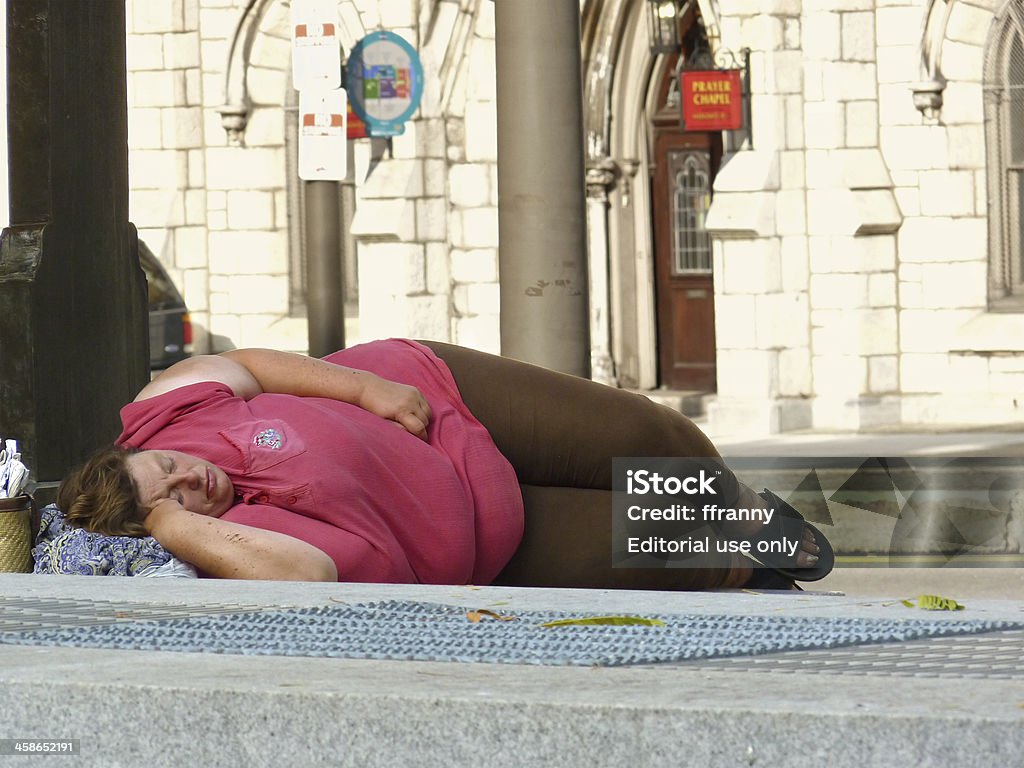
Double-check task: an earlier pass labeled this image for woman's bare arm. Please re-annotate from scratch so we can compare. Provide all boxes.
[134,348,431,439]
[144,500,338,581]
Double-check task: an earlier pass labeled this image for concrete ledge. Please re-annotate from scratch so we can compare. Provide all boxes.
[1,644,1021,768]
[0,575,1021,768]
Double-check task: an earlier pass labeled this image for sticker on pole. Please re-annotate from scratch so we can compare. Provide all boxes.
[291,0,342,91]
[298,88,347,180]
[346,31,424,137]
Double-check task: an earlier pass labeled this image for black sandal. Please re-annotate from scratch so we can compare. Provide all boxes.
[741,488,835,583]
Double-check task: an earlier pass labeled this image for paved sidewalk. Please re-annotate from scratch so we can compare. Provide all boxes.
[822,564,1024,598]
[0,571,1020,768]
[709,426,1024,458]
[2,426,1021,767]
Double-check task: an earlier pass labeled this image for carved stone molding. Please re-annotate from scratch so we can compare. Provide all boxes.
[585,157,619,200]
[913,0,954,119]
[215,0,275,145]
[911,78,945,119]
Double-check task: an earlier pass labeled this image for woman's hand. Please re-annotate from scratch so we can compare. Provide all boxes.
[357,374,433,440]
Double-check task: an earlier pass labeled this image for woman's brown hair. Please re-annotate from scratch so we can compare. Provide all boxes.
[57,445,146,536]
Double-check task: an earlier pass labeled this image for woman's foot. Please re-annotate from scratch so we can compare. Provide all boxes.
[720,485,834,582]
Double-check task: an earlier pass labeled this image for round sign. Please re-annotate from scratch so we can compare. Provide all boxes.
[346,31,424,137]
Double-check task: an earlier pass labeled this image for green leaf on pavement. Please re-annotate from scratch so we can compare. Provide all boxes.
[539,616,666,628]
[904,594,965,611]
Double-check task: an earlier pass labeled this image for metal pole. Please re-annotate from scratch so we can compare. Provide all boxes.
[495,0,590,376]
[304,180,345,357]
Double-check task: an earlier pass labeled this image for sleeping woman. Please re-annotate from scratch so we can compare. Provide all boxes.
[57,339,833,589]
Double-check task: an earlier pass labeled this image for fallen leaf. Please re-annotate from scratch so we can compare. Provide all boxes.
[904,594,965,611]
[466,609,516,623]
[539,615,666,628]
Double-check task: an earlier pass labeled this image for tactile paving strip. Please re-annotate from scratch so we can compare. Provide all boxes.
[0,599,1020,669]
[0,596,267,633]
[685,628,1024,678]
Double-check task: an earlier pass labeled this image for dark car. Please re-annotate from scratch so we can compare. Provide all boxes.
[140,242,192,369]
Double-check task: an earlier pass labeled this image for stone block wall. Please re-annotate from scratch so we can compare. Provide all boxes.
[707,0,1023,433]
[127,0,212,351]
[126,0,502,355]
[127,0,303,353]
[122,0,1024,431]
[350,0,500,351]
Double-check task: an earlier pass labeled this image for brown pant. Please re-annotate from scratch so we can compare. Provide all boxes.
[422,341,741,590]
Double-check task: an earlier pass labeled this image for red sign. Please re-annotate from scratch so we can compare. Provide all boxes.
[347,101,367,139]
[680,70,743,131]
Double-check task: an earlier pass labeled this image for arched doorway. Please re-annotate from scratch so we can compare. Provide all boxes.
[649,22,722,391]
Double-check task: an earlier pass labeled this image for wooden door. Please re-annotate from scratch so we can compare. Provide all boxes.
[652,130,718,391]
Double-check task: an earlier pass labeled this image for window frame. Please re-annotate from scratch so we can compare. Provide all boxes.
[985,0,1024,310]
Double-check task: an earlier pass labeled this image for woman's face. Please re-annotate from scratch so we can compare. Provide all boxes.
[126,450,235,518]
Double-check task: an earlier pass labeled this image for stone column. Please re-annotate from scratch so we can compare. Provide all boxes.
[494,0,590,376]
[585,158,618,386]
[0,0,147,493]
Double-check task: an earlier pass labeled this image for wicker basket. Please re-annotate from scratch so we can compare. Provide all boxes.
[0,495,35,573]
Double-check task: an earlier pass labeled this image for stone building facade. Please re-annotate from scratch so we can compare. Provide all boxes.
[699,0,1024,434]
[126,0,502,355]
[123,0,1024,435]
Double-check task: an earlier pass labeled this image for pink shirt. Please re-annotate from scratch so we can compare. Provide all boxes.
[117,339,524,584]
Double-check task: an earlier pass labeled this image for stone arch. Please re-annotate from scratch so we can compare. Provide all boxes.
[585,0,660,387]
[982,0,1022,84]
[584,0,732,388]
[914,0,1003,117]
[418,0,482,118]
[921,0,956,82]
[216,0,413,143]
